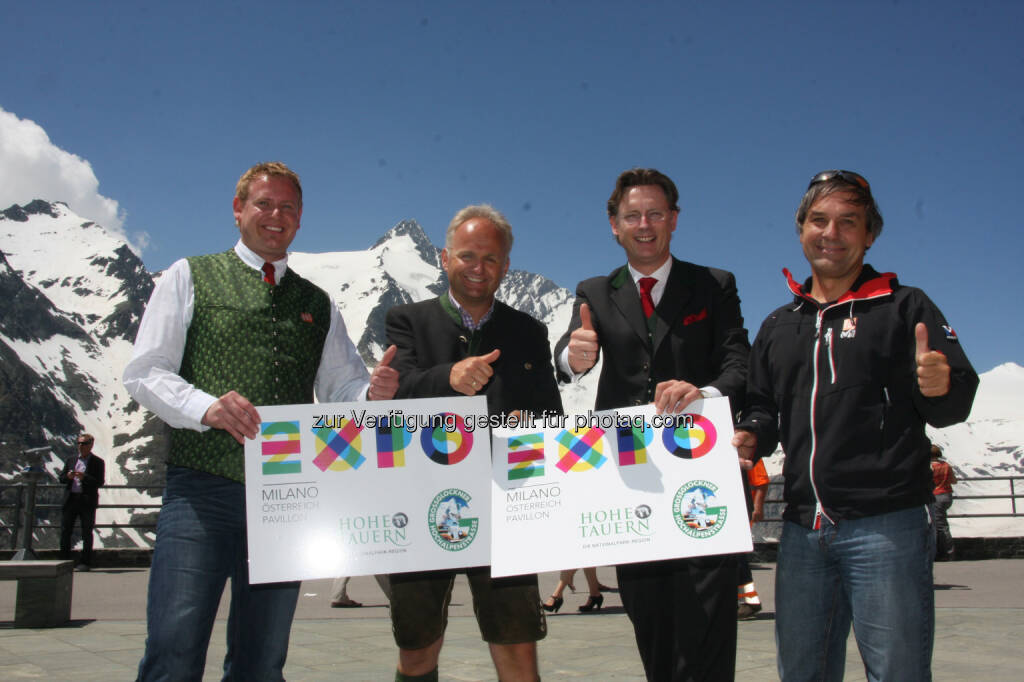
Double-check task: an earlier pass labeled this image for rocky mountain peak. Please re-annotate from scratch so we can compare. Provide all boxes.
[2,199,59,222]
[371,219,440,267]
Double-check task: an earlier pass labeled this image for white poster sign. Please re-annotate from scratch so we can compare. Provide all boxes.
[244,396,491,584]
[490,397,752,577]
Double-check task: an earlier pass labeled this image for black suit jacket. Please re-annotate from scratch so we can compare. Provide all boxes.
[385,296,563,418]
[60,454,106,507]
[555,257,749,414]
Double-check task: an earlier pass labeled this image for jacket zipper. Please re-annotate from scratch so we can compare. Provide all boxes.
[825,327,836,384]
[881,387,891,432]
[809,311,828,529]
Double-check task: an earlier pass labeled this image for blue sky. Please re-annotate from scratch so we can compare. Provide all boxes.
[1,1,1021,372]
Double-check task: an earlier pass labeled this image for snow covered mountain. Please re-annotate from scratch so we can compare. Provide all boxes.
[0,201,594,546]
[925,362,1024,537]
[1,201,1020,546]
[1,200,163,547]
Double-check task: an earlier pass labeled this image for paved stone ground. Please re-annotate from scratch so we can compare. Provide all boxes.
[1,561,1021,680]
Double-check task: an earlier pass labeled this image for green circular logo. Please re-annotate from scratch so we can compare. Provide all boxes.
[672,480,727,538]
[428,488,479,551]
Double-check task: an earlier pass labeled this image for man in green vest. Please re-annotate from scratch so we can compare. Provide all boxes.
[124,161,399,681]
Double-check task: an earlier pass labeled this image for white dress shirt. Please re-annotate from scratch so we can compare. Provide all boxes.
[71,456,89,493]
[123,240,370,432]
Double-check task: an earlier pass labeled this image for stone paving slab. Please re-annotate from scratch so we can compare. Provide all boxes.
[0,561,1021,680]
[1,609,1021,680]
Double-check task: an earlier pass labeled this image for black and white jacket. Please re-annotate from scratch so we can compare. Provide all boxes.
[739,265,978,528]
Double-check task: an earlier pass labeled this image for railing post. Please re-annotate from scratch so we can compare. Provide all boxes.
[12,471,47,560]
[10,484,24,550]
[10,446,52,561]
[1011,478,1017,516]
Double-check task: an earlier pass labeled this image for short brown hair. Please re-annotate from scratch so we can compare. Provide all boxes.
[607,168,680,217]
[796,172,883,240]
[235,162,302,207]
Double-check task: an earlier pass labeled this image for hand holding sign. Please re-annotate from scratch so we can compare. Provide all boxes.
[915,323,950,397]
[653,380,702,414]
[203,390,261,444]
[568,303,600,373]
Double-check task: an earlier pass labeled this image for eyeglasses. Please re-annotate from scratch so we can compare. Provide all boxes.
[807,170,871,191]
[77,439,93,445]
[619,210,669,227]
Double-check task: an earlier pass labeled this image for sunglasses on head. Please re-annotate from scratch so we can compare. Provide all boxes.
[807,169,871,191]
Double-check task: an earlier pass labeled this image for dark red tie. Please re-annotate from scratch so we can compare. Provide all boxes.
[262,262,276,285]
[638,277,657,317]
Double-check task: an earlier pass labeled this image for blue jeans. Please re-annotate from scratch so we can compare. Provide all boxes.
[137,467,300,681]
[775,507,934,682]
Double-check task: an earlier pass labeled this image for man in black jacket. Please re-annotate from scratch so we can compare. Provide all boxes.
[59,433,105,570]
[734,170,978,681]
[555,168,750,682]
[385,204,562,682]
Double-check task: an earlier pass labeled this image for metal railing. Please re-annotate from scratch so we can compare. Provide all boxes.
[754,475,1023,521]
[2,476,1022,550]
[944,476,1020,517]
[0,483,163,550]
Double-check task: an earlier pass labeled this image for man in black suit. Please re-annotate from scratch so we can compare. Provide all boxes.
[555,168,750,681]
[385,204,561,682]
[59,433,106,571]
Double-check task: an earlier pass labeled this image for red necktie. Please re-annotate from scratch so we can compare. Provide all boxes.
[638,277,657,317]
[262,262,276,285]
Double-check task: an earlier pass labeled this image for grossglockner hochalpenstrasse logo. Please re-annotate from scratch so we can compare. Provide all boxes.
[672,480,727,538]
[428,488,479,551]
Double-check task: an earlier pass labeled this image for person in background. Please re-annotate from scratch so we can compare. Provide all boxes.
[59,433,105,571]
[737,458,769,619]
[542,567,612,613]
[931,444,958,561]
[329,574,392,607]
[330,576,361,608]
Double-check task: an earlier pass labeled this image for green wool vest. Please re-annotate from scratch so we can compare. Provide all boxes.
[169,249,331,481]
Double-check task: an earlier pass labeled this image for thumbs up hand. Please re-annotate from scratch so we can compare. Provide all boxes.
[450,349,501,396]
[568,302,600,373]
[368,344,400,400]
[915,323,950,397]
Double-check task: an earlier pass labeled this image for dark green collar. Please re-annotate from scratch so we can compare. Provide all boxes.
[438,293,464,326]
[609,266,631,289]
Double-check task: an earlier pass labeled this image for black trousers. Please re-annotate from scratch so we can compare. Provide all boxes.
[60,494,97,564]
[736,553,753,585]
[617,554,738,682]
